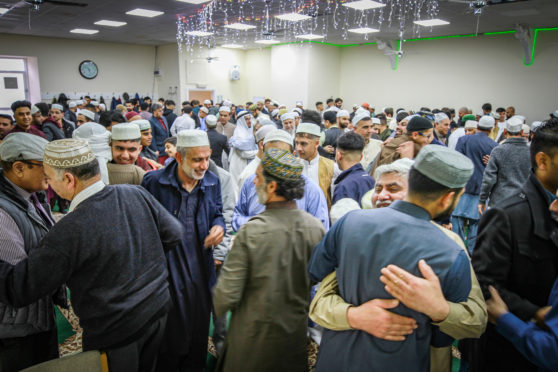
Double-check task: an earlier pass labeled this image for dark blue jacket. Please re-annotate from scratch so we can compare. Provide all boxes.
[332,163,375,206]
[455,131,497,195]
[148,115,170,156]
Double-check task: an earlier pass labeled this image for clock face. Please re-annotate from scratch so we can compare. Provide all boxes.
[79,60,98,79]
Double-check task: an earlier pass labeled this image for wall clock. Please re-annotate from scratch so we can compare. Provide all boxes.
[79,60,98,79]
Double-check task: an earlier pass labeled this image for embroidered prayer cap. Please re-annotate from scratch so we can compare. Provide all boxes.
[131,119,151,131]
[464,120,478,129]
[111,123,141,141]
[263,129,293,146]
[44,139,96,168]
[205,115,218,127]
[177,129,209,148]
[478,116,495,129]
[296,122,321,137]
[255,126,277,143]
[413,145,474,189]
[261,148,303,180]
[0,133,48,162]
[336,110,350,118]
[352,112,371,126]
[280,112,296,122]
[51,104,63,111]
[407,116,433,132]
[80,109,96,121]
[219,106,231,113]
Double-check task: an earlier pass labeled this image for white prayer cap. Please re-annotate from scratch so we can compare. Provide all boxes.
[199,107,209,114]
[90,101,99,107]
[222,99,232,107]
[491,112,500,120]
[51,104,63,111]
[296,122,321,137]
[281,112,296,122]
[336,110,350,118]
[203,99,212,105]
[506,117,523,133]
[326,106,340,113]
[44,139,95,168]
[111,123,141,141]
[434,112,449,123]
[271,109,279,118]
[295,100,303,107]
[99,103,106,110]
[263,129,293,146]
[76,100,84,105]
[330,198,360,224]
[292,107,303,115]
[73,122,109,140]
[0,132,48,162]
[131,119,151,131]
[511,115,526,123]
[259,118,275,127]
[219,106,231,113]
[352,104,359,109]
[293,112,300,118]
[403,115,416,122]
[531,121,543,132]
[69,102,77,109]
[205,115,218,127]
[80,109,96,121]
[352,112,371,126]
[522,124,531,134]
[477,111,484,117]
[31,105,40,115]
[478,116,495,129]
[372,117,381,125]
[255,125,277,143]
[355,107,369,116]
[177,129,210,148]
[464,120,478,129]
[271,100,280,106]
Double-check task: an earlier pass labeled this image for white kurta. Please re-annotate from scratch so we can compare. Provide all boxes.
[236,157,261,195]
[300,154,320,186]
[361,139,383,170]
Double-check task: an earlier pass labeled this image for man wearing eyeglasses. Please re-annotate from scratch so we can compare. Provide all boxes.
[370,116,434,176]
[0,133,62,371]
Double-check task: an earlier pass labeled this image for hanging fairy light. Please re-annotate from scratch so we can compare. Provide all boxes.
[176,0,442,52]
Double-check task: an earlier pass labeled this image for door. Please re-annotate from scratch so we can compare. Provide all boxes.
[0,57,28,116]
[188,89,213,103]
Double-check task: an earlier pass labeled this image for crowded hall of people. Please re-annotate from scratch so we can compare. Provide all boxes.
[0,0,557,371]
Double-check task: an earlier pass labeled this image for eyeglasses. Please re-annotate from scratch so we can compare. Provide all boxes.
[418,132,433,139]
[21,160,43,168]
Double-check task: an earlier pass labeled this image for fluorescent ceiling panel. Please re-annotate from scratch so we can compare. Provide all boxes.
[275,13,312,22]
[221,44,244,48]
[70,28,99,35]
[295,34,325,40]
[94,20,127,27]
[348,27,379,34]
[414,19,450,27]
[185,30,214,37]
[176,0,211,3]
[126,8,164,17]
[342,0,387,11]
[255,39,281,45]
[224,23,257,31]
[0,7,9,15]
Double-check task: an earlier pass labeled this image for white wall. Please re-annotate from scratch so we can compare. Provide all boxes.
[339,32,558,122]
[155,43,180,103]
[0,34,156,102]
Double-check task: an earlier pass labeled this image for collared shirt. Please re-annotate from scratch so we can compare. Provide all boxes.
[68,180,106,213]
[170,114,196,136]
[301,154,320,185]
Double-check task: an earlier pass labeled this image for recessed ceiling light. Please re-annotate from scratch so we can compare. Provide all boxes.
[224,23,256,31]
[348,27,379,34]
[176,0,211,3]
[221,44,244,49]
[414,19,450,27]
[126,8,164,17]
[342,0,386,11]
[295,34,325,40]
[275,13,312,22]
[0,7,9,15]
[255,39,281,45]
[70,28,99,35]
[94,20,127,27]
[185,30,214,37]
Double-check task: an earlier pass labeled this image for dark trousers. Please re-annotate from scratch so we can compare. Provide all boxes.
[0,328,59,372]
[106,314,167,372]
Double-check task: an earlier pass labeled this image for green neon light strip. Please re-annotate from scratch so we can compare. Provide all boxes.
[263,27,558,67]
[393,39,400,71]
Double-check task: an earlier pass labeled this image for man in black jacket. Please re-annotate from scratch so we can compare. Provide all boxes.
[463,119,558,371]
[0,133,61,372]
[206,114,229,168]
[0,139,184,372]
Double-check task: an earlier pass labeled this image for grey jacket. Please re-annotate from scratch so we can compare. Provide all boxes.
[209,161,236,262]
[479,137,531,207]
